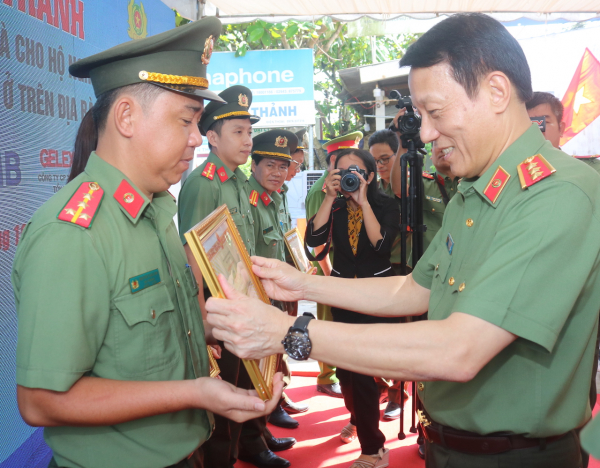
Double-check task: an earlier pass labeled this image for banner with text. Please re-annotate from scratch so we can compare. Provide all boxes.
[0,1,174,466]
[207,49,315,127]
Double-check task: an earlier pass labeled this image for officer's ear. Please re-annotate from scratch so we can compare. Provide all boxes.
[367,171,375,184]
[251,159,257,173]
[112,96,136,138]
[484,71,511,115]
[207,129,219,149]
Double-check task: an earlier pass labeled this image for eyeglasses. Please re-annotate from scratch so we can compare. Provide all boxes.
[291,160,302,172]
[375,157,391,166]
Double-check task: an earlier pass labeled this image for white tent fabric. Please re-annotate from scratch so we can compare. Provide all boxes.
[162,0,600,22]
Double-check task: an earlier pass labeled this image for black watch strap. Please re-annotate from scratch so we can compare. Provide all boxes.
[292,313,313,332]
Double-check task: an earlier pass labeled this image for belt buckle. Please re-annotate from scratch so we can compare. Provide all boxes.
[417,409,431,427]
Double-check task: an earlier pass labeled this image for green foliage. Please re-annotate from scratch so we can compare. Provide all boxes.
[212,18,420,140]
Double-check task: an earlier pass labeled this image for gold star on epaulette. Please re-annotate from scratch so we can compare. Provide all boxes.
[64,208,76,216]
[79,214,91,220]
[77,201,88,209]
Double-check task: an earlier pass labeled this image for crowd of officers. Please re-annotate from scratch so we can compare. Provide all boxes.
[10,11,600,468]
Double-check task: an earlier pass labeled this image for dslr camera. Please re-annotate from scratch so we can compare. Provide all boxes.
[388,90,425,149]
[338,165,367,192]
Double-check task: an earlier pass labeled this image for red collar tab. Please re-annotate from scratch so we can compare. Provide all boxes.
[217,167,228,183]
[517,154,556,189]
[260,191,272,206]
[201,162,216,180]
[114,179,144,218]
[249,189,259,207]
[436,174,445,184]
[422,172,434,180]
[483,166,511,204]
[58,182,104,228]
[277,188,282,194]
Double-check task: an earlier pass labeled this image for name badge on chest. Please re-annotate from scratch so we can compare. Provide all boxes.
[130,269,161,293]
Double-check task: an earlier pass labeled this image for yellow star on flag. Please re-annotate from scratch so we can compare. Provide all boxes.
[574,86,592,114]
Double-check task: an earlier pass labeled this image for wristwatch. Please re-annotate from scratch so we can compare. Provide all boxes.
[281,313,313,361]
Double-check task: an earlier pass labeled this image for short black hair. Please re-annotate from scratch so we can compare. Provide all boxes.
[400,13,533,103]
[326,148,344,167]
[92,83,166,134]
[69,109,97,182]
[368,130,399,154]
[526,91,564,123]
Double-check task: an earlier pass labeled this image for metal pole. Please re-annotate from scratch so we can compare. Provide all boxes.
[308,125,314,170]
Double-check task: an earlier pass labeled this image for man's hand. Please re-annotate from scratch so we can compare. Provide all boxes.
[206,274,292,360]
[195,372,284,423]
[251,256,310,302]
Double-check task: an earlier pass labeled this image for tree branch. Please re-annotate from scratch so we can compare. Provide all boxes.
[316,22,343,58]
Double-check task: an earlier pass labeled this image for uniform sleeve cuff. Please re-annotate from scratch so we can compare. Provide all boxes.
[454,295,558,352]
[17,367,85,392]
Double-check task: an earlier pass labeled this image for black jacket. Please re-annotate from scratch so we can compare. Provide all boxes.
[306,196,400,324]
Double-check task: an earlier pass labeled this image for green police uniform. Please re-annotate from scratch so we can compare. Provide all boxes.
[421,172,459,251]
[279,183,292,234]
[14,16,225,468]
[575,155,600,176]
[13,154,214,468]
[249,176,287,261]
[178,152,255,253]
[581,415,600,461]
[412,125,600,465]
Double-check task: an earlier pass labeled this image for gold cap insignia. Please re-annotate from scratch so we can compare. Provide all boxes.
[124,193,135,204]
[201,35,214,65]
[89,182,100,191]
[275,136,288,148]
[131,280,139,290]
[238,93,249,107]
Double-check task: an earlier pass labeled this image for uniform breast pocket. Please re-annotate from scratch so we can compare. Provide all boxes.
[112,284,181,377]
[260,230,280,259]
[232,211,254,247]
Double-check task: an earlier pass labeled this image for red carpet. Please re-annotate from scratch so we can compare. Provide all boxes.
[235,376,600,468]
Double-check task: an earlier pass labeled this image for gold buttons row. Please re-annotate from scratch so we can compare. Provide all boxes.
[466,218,474,227]
[447,277,466,291]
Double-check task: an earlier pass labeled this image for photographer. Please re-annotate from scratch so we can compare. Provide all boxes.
[307,148,400,468]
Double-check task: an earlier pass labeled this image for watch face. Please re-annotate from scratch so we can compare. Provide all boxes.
[283,330,312,361]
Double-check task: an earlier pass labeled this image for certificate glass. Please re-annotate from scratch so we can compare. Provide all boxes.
[284,227,313,274]
[184,205,277,400]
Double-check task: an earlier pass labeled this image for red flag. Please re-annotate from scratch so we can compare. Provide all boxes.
[560,48,600,146]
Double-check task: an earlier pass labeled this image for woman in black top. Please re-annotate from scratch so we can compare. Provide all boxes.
[306,148,399,468]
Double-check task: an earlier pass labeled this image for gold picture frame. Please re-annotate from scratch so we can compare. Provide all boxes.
[207,345,220,378]
[284,227,313,274]
[184,204,277,401]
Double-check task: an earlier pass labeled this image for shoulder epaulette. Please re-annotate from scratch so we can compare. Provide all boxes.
[483,166,510,203]
[58,181,104,228]
[260,191,272,206]
[217,167,228,183]
[517,154,556,189]
[249,189,259,207]
[422,172,434,180]
[574,155,599,160]
[201,162,216,180]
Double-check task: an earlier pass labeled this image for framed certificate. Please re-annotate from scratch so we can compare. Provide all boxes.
[284,227,313,274]
[207,346,220,378]
[184,204,277,401]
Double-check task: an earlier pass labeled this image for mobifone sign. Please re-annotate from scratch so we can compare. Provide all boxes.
[207,49,315,127]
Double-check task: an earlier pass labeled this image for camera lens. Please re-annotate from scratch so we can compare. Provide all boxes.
[341,173,359,192]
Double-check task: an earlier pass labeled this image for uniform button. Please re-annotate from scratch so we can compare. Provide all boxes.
[466,218,474,227]
[435,264,439,270]
[187,330,191,336]
[242,214,245,218]
[176,279,181,287]
[459,282,466,292]
[418,382,425,391]
[151,309,156,319]
[448,277,455,286]
[431,208,435,212]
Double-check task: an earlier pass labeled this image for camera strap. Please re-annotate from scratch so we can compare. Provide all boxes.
[434,174,450,206]
[304,210,337,262]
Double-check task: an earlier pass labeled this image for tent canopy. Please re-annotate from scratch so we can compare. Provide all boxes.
[163,0,600,22]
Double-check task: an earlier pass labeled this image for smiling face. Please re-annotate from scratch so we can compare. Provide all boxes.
[252,157,290,194]
[409,62,499,178]
[527,103,564,149]
[207,118,253,171]
[132,90,204,194]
